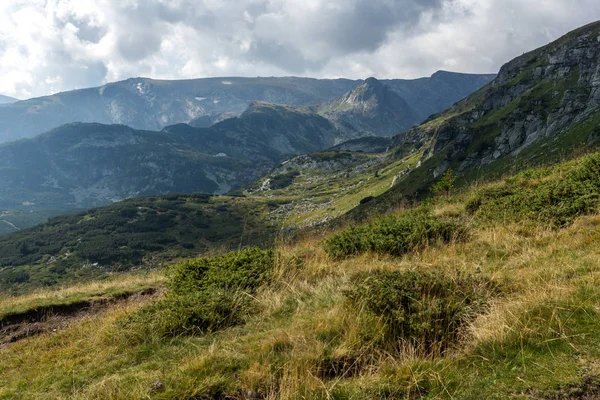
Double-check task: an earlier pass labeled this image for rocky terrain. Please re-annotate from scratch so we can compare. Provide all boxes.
[316,77,419,137]
[0,73,495,143]
[351,20,600,214]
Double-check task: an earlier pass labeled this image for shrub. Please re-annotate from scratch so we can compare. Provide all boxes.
[431,168,457,196]
[269,171,300,190]
[119,291,248,340]
[324,209,467,259]
[167,247,274,296]
[119,248,275,341]
[467,152,600,227]
[345,270,499,356]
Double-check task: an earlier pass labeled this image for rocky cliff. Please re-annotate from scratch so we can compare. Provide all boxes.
[391,21,600,184]
[317,77,419,139]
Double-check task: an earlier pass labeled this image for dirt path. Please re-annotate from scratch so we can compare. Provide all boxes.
[0,288,161,347]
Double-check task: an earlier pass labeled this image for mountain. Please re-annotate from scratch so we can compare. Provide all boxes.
[352,20,600,216]
[0,103,342,214]
[0,95,17,105]
[317,77,419,138]
[384,70,499,122]
[0,73,495,143]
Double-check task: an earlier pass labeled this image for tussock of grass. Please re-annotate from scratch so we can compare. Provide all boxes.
[118,248,274,342]
[345,270,500,357]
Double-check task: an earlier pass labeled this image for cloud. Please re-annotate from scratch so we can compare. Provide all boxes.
[0,0,598,98]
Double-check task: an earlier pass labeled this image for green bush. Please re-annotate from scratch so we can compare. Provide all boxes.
[345,270,499,355]
[119,291,248,340]
[467,152,600,226]
[324,209,467,259]
[119,248,274,341]
[431,168,457,196]
[269,171,300,190]
[167,247,274,296]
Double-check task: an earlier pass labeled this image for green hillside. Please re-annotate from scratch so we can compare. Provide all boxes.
[0,194,280,294]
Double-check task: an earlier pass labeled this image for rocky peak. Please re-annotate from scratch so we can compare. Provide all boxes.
[339,77,400,112]
[319,77,419,137]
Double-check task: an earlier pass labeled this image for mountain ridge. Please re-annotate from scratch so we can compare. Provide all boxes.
[0,72,495,143]
[0,94,17,105]
[347,20,600,218]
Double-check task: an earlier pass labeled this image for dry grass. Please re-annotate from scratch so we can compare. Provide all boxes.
[0,271,165,320]
[2,206,600,398]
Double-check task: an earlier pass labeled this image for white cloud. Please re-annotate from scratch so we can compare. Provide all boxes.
[0,0,599,98]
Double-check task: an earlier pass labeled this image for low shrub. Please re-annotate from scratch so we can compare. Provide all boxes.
[167,247,274,296]
[345,270,500,356]
[467,152,600,227]
[324,209,467,259]
[269,171,300,190]
[119,291,248,340]
[119,248,274,341]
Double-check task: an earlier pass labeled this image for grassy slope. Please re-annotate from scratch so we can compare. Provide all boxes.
[3,153,600,398]
[344,22,600,221]
[247,149,425,228]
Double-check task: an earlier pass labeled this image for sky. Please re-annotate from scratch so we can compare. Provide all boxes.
[0,0,599,99]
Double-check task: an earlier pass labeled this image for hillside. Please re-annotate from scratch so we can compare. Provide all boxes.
[0,73,495,143]
[0,94,17,105]
[0,103,340,219]
[346,20,600,218]
[3,149,600,398]
[0,193,281,293]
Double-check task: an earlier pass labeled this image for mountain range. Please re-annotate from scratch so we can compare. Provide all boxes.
[0,72,495,144]
[0,75,494,222]
[3,21,600,240]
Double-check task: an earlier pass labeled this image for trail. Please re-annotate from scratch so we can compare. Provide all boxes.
[0,288,161,347]
[1,220,20,231]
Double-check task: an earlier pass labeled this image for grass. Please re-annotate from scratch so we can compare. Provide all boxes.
[3,149,600,398]
[324,207,466,259]
[0,271,165,322]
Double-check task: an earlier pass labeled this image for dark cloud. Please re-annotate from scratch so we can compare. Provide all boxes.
[308,0,443,53]
[70,19,106,44]
[0,0,599,98]
[247,39,327,73]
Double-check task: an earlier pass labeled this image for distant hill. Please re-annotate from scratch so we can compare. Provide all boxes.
[0,95,17,105]
[0,193,277,290]
[0,73,495,143]
[317,77,419,137]
[0,102,342,214]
